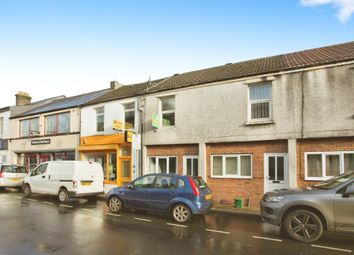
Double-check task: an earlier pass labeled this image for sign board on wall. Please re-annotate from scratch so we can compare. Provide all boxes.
[152,114,161,129]
[132,134,141,150]
[113,120,123,131]
[31,139,51,145]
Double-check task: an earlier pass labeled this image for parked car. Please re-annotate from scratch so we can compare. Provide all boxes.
[23,161,104,202]
[261,171,354,243]
[0,164,28,191]
[106,173,213,223]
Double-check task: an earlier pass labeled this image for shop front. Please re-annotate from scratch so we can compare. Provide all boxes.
[78,134,132,187]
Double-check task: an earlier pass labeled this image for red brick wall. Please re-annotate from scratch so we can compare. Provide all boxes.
[206,140,288,209]
[297,137,354,188]
[147,144,199,174]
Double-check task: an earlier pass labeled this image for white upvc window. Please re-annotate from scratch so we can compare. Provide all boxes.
[148,156,177,174]
[124,102,135,130]
[305,151,354,181]
[95,106,104,132]
[0,117,3,137]
[160,96,175,127]
[248,83,272,122]
[211,154,252,179]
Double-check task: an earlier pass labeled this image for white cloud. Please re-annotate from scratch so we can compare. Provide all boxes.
[300,0,354,22]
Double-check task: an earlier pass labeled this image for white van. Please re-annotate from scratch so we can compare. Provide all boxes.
[23,161,104,202]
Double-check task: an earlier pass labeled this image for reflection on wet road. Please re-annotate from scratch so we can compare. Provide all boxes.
[0,190,353,255]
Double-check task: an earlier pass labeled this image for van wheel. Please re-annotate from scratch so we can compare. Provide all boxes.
[58,189,69,203]
[172,204,191,223]
[284,209,323,243]
[23,184,32,198]
[108,196,122,213]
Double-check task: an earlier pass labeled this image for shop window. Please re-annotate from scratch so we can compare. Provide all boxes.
[124,102,135,129]
[87,153,107,180]
[248,83,272,121]
[53,152,75,161]
[108,153,117,182]
[122,160,131,178]
[20,117,39,137]
[212,154,252,178]
[148,156,177,174]
[306,152,354,180]
[160,96,175,127]
[46,112,70,135]
[96,107,104,132]
[120,147,131,157]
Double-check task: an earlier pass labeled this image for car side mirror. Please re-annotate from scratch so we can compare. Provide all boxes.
[343,184,354,198]
[126,184,134,190]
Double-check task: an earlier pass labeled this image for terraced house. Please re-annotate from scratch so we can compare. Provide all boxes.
[140,41,354,208]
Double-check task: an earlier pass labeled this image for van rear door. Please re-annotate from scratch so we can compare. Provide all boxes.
[74,162,104,195]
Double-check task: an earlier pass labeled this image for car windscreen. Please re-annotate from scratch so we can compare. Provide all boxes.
[2,165,27,173]
[313,172,354,190]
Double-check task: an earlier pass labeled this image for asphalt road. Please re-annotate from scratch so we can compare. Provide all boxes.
[0,190,353,255]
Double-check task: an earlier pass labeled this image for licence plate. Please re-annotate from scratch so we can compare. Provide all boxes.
[10,178,21,182]
[80,181,92,186]
[205,194,212,200]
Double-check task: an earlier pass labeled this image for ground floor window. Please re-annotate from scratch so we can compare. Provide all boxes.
[22,151,75,171]
[211,154,252,178]
[305,151,354,180]
[148,156,177,174]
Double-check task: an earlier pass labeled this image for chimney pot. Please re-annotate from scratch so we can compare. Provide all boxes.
[110,80,123,89]
[15,91,32,106]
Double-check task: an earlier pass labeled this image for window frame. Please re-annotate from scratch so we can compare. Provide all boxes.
[305,151,354,181]
[45,112,70,135]
[20,117,40,137]
[247,83,272,122]
[211,154,253,179]
[124,102,135,130]
[159,96,175,128]
[0,117,3,137]
[148,156,178,174]
[95,106,105,133]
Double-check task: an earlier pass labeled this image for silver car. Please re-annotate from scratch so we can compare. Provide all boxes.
[0,164,28,191]
[260,172,354,243]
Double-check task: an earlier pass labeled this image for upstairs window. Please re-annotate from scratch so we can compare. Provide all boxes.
[96,107,104,132]
[0,117,3,137]
[20,118,40,137]
[160,96,175,127]
[248,84,272,121]
[46,112,70,135]
[124,102,135,130]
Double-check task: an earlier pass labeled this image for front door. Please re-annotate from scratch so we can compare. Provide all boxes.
[264,154,289,192]
[183,156,199,176]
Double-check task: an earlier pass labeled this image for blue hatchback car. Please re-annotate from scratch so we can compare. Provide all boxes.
[106,173,213,223]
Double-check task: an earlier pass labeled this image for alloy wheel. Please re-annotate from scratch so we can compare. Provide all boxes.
[109,196,122,213]
[172,204,191,223]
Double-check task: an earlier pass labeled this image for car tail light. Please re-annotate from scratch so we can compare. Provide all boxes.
[72,181,78,189]
[0,171,3,178]
[188,177,200,197]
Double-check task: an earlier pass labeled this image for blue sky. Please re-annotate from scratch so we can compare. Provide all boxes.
[0,0,353,107]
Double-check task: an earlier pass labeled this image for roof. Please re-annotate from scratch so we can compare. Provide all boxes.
[142,41,354,94]
[12,89,110,118]
[0,106,10,114]
[83,78,166,106]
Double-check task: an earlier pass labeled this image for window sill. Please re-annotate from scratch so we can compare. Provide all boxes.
[210,176,253,180]
[245,119,274,126]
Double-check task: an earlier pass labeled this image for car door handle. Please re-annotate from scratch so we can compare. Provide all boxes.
[48,175,51,179]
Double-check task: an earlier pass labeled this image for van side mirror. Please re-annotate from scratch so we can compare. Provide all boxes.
[343,184,354,198]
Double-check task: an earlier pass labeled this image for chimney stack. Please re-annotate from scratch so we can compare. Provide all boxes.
[15,91,32,106]
[110,80,123,90]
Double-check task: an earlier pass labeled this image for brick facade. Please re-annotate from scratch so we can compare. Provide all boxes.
[206,140,288,209]
[147,144,199,174]
[297,137,354,188]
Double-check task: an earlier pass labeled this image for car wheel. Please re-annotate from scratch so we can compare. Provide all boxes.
[284,209,323,243]
[172,204,191,223]
[108,196,122,213]
[58,188,69,203]
[23,184,32,198]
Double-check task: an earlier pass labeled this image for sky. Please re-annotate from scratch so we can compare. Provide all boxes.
[0,0,354,107]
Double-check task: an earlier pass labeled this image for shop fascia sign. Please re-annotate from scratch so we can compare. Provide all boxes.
[113,120,134,132]
[31,139,51,145]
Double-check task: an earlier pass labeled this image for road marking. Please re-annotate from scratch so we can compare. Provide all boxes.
[43,201,54,205]
[106,213,121,217]
[311,244,352,253]
[15,196,23,199]
[134,217,152,222]
[166,223,188,228]
[252,236,283,242]
[27,199,38,202]
[206,229,231,235]
[60,204,73,208]
[81,208,94,212]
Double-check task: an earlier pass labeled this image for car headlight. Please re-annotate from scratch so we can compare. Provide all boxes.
[263,195,284,203]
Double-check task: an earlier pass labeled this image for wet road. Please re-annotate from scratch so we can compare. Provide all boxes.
[0,190,353,255]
